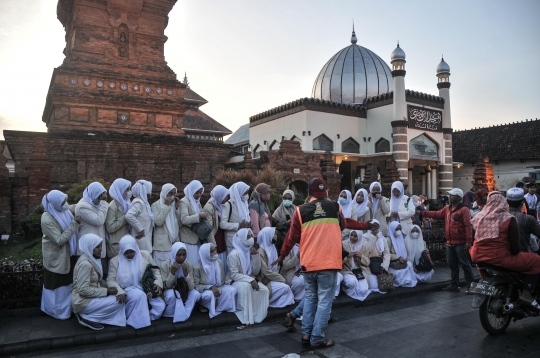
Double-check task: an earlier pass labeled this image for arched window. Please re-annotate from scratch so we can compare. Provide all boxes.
[375,138,390,153]
[269,140,279,151]
[341,137,360,153]
[313,134,333,151]
[290,135,302,143]
[253,144,261,158]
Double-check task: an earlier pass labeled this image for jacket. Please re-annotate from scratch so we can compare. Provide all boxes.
[71,254,107,313]
[160,259,195,291]
[179,196,202,245]
[279,198,346,272]
[279,249,300,286]
[225,249,262,284]
[193,259,226,293]
[367,196,390,236]
[220,200,242,248]
[107,250,163,295]
[202,201,219,246]
[105,200,130,257]
[422,203,473,244]
[75,198,108,258]
[41,212,80,274]
[151,200,181,252]
[125,198,153,252]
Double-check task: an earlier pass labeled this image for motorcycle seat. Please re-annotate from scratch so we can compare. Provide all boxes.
[476,263,525,277]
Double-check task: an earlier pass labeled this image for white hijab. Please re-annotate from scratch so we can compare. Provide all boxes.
[353,188,369,221]
[170,242,187,278]
[116,235,143,288]
[369,219,385,253]
[132,180,154,226]
[229,182,251,223]
[78,234,103,278]
[390,181,404,213]
[387,221,408,259]
[339,190,354,219]
[160,183,179,243]
[199,243,221,286]
[109,178,131,214]
[349,230,364,252]
[405,224,426,264]
[42,190,77,256]
[232,228,253,275]
[210,185,229,217]
[83,182,106,209]
[369,182,382,216]
[183,180,203,215]
[258,227,278,271]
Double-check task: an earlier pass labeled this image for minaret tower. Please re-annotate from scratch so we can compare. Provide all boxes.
[437,57,453,194]
[390,43,409,183]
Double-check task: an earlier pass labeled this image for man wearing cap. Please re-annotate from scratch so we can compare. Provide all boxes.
[418,188,474,293]
[274,178,345,349]
[507,188,540,252]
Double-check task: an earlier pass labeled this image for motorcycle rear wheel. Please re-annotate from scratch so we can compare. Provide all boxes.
[479,286,512,335]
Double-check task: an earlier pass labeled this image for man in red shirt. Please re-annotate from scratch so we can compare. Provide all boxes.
[418,188,474,293]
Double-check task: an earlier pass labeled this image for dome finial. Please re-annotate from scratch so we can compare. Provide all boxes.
[351,21,357,44]
[397,40,399,47]
[442,54,444,61]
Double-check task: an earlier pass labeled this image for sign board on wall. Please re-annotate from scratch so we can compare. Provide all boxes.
[409,134,439,161]
[407,105,443,132]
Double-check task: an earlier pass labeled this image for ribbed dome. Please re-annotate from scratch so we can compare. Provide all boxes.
[437,57,450,75]
[312,32,393,104]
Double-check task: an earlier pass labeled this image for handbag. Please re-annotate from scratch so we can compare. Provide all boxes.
[191,219,212,242]
[389,259,407,270]
[369,256,383,275]
[414,250,434,272]
[173,276,190,303]
[377,270,395,292]
[142,264,160,298]
[344,262,365,281]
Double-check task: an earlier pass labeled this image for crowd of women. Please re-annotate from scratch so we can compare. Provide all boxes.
[40,177,434,331]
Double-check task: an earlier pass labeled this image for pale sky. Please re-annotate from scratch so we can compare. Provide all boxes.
[0,0,539,140]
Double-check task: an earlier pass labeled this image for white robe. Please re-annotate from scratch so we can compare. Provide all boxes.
[163,289,201,322]
[268,281,295,308]
[124,286,166,329]
[79,295,126,327]
[41,284,72,320]
[341,273,370,301]
[388,262,418,288]
[415,269,435,283]
[199,285,237,319]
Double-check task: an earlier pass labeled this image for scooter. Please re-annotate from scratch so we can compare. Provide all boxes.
[470,263,539,335]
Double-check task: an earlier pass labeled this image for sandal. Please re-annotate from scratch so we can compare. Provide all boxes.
[328,317,338,324]
[309,339,335,350]
[284,312,297,332]
[301,335,310,345]
[442,285,460,292]
[199,306,209,313]
[236,324,249,330]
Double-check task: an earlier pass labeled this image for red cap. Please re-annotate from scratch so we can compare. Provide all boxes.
[309,177,327,199]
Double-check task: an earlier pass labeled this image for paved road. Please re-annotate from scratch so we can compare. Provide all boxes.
[29,291,540,358]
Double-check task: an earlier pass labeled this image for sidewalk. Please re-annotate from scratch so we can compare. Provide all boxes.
[0,262,476,356]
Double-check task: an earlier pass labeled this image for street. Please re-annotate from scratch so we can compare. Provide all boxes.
[27,290,540,358]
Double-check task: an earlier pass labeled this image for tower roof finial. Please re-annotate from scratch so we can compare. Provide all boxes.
[183,72,190,87]
[351,22,357,44]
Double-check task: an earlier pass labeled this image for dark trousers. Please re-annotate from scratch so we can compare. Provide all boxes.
[446,244,474,288]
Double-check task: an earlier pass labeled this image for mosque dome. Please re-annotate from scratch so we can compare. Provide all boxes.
[312,30,394,104]
[391,43,406,62]
[437,57,450,75]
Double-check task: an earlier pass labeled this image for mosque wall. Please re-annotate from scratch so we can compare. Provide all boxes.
[250,111,307,152]
[365,105,393,154]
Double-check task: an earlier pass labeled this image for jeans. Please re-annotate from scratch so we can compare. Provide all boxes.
[290,298,304,319]
[302,270,337,344]
[446,244,474,288]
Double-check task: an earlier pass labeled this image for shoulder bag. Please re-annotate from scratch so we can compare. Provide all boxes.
[191,218,213,242]
[142,264,160,298]
[414,250,434,272]
[344,262,365,281]
[389,259,407,270]
[369,256,383,275]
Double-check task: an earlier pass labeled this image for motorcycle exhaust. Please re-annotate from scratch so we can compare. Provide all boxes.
[503,303,515,314]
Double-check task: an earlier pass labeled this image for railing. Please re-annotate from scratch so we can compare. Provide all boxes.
[422,221,447,261]
[0,260,43,309]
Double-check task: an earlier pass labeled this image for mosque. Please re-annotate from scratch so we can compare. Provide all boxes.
[226,29,454,198]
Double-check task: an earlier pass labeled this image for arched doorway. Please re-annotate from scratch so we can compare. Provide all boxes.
[289,180,308,202]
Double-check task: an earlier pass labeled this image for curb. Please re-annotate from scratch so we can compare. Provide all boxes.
[0,276,474,356]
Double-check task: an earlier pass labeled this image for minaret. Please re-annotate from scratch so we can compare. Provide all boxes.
[390,43,409,183]
[437,57,453,194]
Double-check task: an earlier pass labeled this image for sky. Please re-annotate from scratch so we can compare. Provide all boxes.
[0,0,539,140]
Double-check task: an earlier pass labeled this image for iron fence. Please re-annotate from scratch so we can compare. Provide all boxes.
[0,259,43,309]
[422,220,447,261]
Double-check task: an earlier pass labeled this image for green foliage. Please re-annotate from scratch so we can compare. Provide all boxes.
[66,178,111,204]
[293,192,306,206]
[19,205,44,239]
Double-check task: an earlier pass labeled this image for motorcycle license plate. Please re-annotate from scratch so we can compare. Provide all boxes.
[470,282,496,296]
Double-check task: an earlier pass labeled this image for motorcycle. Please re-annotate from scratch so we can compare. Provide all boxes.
[470,263,539,335]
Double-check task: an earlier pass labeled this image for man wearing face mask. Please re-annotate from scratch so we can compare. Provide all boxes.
[249,183,272,240]
[272,190,297,254]
[273,178,346,350]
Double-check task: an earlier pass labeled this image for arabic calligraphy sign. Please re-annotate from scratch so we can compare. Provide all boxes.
[407,105,443,132]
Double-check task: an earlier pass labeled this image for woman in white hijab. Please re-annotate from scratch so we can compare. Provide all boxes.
[361,220,391,293]
[226,228,269,329]
[75,182,108,259]
[338,190,357,240]
[125,180,154,253]
[41,190,81,320]
[152,183,180,268]
[202,185,230,274]
[72,234,126,330]
[353,188,371,222]
[389,181,416,238]
[340,230,370,301]
[256,227,295,308]
[367,182,390,237]
[194,243,237,318]
[220,182,251,255]
[405,225,435,283]
[105,178,132,258]
[107,235,165,329]
[160,242,201,322]
[386,221,418,288]
[179,180,206,265]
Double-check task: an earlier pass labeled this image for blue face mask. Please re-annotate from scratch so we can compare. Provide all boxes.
[338,197,348,206]
[283,199,293,207]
